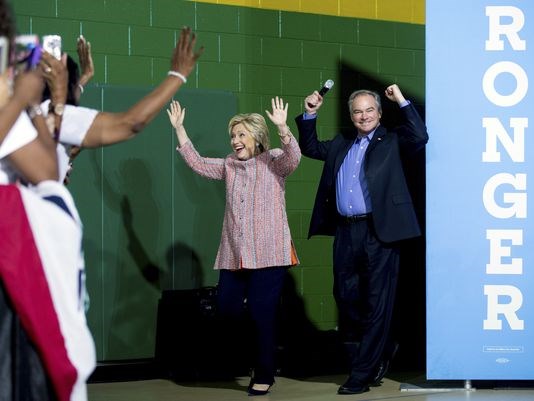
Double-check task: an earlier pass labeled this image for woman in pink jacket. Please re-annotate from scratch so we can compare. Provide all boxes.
[168,97,300,395]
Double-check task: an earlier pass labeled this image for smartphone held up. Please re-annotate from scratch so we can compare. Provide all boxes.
[42,35,62,60]
[14,34,62,72]
[15,34,41,71]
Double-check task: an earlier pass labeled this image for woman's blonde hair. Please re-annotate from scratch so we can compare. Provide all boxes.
[228,113,270,155]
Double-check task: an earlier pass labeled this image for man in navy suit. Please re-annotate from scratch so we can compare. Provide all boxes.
[296,84,428,394]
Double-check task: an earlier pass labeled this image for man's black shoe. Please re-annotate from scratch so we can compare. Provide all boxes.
[337,378,370,395]
[369,360,388,387]
[370,342,399,387]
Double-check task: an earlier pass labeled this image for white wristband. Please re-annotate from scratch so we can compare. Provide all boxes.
[168,70,187,84]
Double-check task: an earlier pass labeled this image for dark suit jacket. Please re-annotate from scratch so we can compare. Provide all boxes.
[295,103,429,243]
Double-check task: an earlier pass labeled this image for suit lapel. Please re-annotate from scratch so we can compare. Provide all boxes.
[366,126,386,154]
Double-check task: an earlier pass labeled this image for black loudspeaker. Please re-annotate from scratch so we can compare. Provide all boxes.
[154,287,250,381]
[155,287,219,381]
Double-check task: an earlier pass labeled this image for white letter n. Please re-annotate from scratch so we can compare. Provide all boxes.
[482,117,527,162]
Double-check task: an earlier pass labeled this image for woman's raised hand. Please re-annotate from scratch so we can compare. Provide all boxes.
[77,35,94,87]
[265,96,288,128]
[166,99,185,129]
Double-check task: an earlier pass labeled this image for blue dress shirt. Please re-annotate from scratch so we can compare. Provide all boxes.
[336,132,374,216]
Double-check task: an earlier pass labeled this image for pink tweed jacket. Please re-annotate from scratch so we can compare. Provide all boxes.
[177,135,301,270]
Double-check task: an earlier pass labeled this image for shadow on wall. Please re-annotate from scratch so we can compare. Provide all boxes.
[91,154,163,359]
[119,196,206,291]
[277,272,346,377]
[162,241,203,290]
[337,62,427,371]
[122,196,161,288]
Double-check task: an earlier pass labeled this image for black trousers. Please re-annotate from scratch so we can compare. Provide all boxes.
[333,218,399,382]
[217,267,287,384]
[0,282,56,401]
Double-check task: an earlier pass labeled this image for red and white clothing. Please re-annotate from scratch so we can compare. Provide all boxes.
[177,135,301,270]
[0,182,95,401]
[0,111,96,401]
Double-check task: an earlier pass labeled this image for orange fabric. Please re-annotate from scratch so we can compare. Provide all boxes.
[290,241,298,266]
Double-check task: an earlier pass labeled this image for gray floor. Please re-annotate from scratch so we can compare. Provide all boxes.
[88,373,534,401]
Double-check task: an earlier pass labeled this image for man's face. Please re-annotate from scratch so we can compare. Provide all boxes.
[350,94,381,136]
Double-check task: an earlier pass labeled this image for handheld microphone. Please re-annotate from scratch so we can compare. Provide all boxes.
[308,79,334,108]
[319,79,334,96]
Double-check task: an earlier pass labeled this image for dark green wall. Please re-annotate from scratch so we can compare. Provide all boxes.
[12,0,425,361]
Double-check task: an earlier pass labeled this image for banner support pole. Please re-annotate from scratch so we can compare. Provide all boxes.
[399,379,476,393]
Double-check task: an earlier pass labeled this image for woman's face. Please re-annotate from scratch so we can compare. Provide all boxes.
[230,122,257,161]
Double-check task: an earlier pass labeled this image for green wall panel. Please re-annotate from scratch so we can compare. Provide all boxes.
[196,2,239,34]
[99,0,151,26]
[280,11,321,41]
[303,268,334,295]
[238,7,279,37]
[152,0,195,29]
[198,61,239,91]
[298,157,325,182]
[219,33,262,65]
[359,19,396,47]
[12,0,425,361]
[152,57,176,85]
[12,0,56,18]
[262,37,302,67]
[302,41,340,70]
[80,21,129,55]
[106,55,153,85]
[235,93,262,114]
[414,49,425,77]
[319,14,357,44]
[378,47,416,76]
[130,26,176,58]
[56,0,106,21]
[395,75,425,101]
[396,22,425,50]
[340,45,379,74]
[240,64,281,94]
[193,31,219,62]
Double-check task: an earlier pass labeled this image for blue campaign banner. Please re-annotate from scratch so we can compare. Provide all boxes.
[426,1,534,379]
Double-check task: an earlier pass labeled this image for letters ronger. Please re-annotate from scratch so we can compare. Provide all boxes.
[482,5,527,331]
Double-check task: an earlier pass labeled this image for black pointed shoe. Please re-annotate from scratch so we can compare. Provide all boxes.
[248,385,272,396]
[247,379,274,396]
